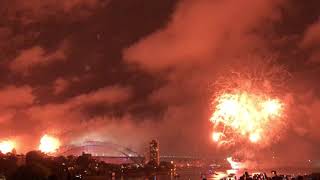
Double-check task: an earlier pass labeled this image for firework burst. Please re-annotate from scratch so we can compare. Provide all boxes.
[210,58,289,148]
[39,135,60,154]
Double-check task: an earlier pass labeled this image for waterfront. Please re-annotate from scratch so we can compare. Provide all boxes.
[85,168,217,180]
[84,167,320,180]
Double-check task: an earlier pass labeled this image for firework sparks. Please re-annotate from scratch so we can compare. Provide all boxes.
[39,135,60,154]
[210,60,288,147]
[210,91,283,145]
[211,132,222,142]
[0,140,15,154]
[249,133,261,143]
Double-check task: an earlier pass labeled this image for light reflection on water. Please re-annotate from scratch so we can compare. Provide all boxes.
[120,169,233,180]
[102,167,318,180]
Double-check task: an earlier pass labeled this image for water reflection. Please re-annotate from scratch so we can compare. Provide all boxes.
[119,169,234,180]
[115,167,317,180]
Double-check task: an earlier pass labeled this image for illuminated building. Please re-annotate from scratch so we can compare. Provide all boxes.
[149,140,159,166]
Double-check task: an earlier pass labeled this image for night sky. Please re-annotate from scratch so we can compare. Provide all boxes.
[0,0,320,160]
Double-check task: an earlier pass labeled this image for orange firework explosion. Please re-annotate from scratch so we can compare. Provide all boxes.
[210,59,289,174]
[0,140,15,154]
[39,135,60,154]
[210,91,284,145]
[209,59,289,147]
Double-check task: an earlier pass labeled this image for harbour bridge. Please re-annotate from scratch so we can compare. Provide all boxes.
[57,141,204,164]
[57,141,144,164]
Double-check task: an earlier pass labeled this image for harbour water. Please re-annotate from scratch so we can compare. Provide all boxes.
[87,168,230,180]
[85,167,320,180]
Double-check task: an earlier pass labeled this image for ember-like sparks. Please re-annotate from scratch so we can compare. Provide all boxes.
[0,140,15,154]
[39,135,60,153]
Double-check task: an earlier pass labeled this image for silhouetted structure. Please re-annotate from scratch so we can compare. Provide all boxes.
[149,140,159,166]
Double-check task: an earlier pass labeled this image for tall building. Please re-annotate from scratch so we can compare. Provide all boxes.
[149,140,159,166]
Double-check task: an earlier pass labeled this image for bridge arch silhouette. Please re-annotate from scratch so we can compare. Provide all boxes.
[57,141,205,164]
[57,141,144,164]
[58,141,141,157]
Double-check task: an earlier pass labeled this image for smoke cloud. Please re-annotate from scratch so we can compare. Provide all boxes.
[123,0,320,162]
